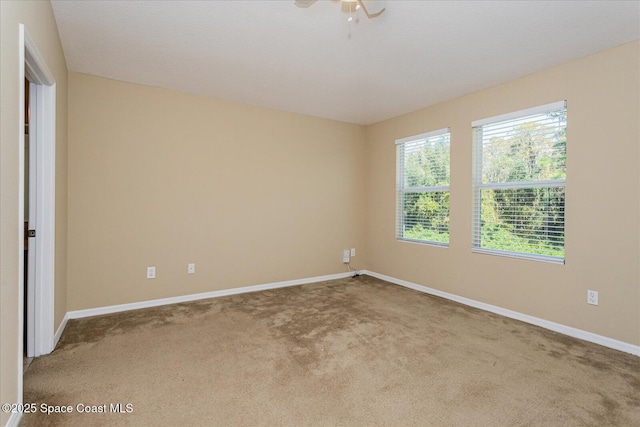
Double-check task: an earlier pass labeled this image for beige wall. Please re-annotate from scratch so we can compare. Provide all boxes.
[365,41,640,346]
[0,1,68,424]
[67,42,640,346]
[67,73,367,310]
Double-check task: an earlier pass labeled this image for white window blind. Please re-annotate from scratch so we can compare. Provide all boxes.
[472,101,566,263]
[396,128,451,246]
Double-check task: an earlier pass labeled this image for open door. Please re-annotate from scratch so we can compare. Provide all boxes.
[20,24,57,362]
[25,79,38,358]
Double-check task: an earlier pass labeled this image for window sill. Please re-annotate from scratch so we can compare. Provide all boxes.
[472,248,564,265]
[397,238,449,248]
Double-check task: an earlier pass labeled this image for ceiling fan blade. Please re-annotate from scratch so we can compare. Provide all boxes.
[357,0,385,18]
[294,0,319,8]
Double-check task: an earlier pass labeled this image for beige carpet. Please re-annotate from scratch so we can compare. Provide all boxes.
[21,275,640,426]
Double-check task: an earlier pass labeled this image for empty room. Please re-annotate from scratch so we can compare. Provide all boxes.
[1,1,639,426]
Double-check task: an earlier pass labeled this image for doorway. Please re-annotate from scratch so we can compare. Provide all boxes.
[23,74,41,365]
[23,77,34,366]
[19,24,57,368]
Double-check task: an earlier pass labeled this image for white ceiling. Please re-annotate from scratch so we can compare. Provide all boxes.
[51,1,639,125]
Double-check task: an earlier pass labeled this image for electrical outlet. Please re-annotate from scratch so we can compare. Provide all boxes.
[343,249,350,263]
[350,248,356,257]
[587,290,598,306]
[146,266,156,279]
[188,263,195,274]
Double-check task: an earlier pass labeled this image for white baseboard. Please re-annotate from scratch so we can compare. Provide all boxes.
[364,270,640,357]
[66,271,354,320]
[56,269,639,357]
[5,411,22,427]
[53,313,69,349]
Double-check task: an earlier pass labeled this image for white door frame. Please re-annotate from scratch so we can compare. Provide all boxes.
[25,80,38,357]
[18,23,56,366]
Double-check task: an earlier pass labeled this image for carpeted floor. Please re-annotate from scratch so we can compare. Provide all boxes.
[21,275,640,426]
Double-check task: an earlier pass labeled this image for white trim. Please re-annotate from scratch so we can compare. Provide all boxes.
[53,313,70,349]
[66,272,354,320]
[24,31,55,85]
[363,271,640,357]
[397,238,449,248]
[471,100,566,127]
[395,127,449,145]
[472,247,564,265]
[5,412,22,427]
[17,24,26,409]
[20,25,57,358]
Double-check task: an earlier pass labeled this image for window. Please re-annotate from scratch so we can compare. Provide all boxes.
[396,128,451,246]
[472,101,566,263]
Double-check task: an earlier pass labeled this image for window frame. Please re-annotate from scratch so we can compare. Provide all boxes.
[396,127,451,247]
[471,101,567,264]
